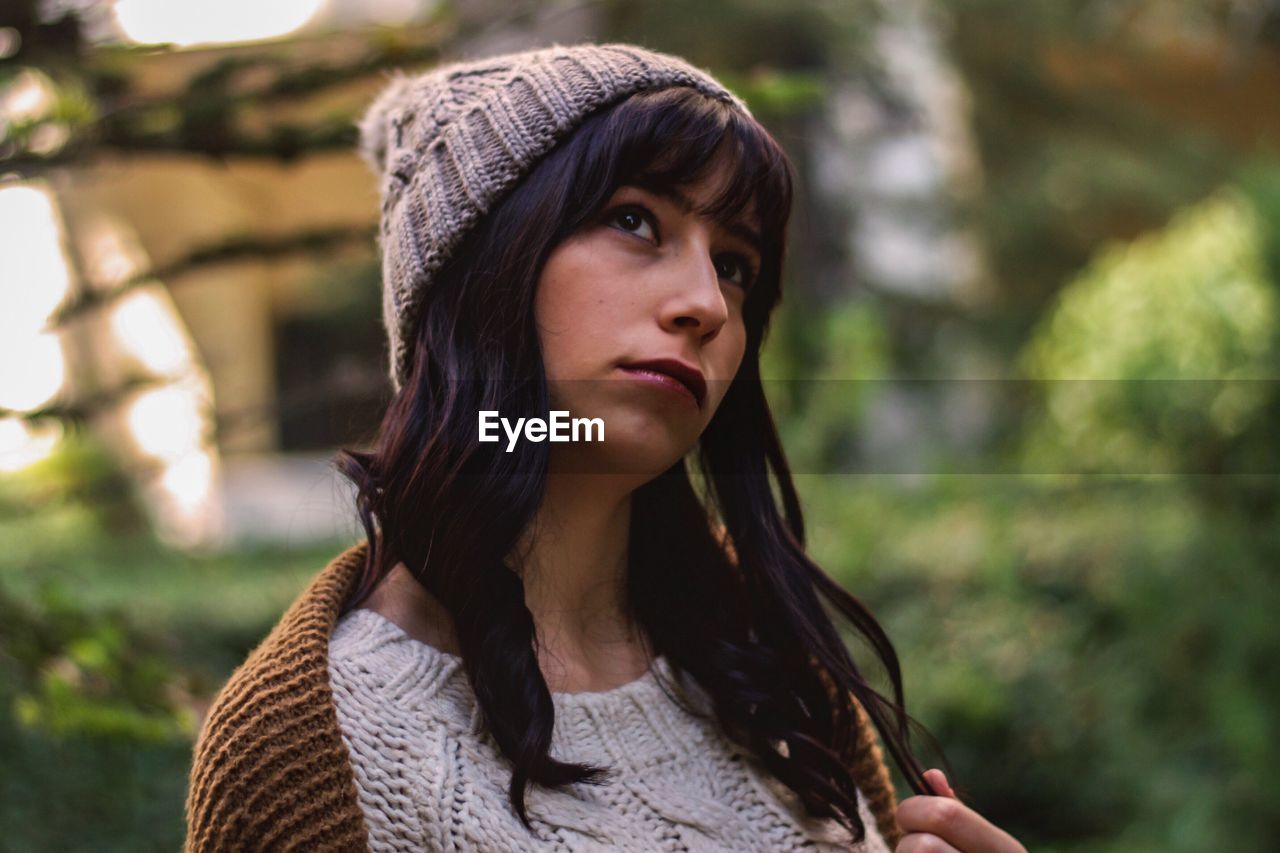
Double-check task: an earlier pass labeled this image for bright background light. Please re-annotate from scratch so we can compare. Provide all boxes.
[0,184,70,332]
[0,68,55,124]
[0,417,64,473]
[0,331,65,412]
[160,449,214,513]
[113,0,328,47]
[0,184,70,416]
[126,384,207,462]
[110,288,195,377]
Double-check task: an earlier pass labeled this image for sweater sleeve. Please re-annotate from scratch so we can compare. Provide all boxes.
[184,603,369,851]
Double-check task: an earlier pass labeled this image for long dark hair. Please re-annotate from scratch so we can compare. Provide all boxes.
[334,83,950,843]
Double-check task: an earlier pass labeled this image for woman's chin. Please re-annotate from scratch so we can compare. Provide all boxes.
[548,430,691,478]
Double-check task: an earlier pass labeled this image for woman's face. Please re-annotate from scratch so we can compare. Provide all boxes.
[534,156,761,478]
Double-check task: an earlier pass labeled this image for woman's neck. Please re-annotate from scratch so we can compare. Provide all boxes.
[366,471,656,693]
[515,472,654,690]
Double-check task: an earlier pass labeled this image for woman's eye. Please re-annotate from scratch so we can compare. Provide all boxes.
[609,205,657,242]
[717,253,757,291]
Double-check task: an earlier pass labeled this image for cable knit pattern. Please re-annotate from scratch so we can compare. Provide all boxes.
[185,539,903,851]
[329,607,893,852]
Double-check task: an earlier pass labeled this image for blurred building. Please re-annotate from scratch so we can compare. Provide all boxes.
[35,2,604,549]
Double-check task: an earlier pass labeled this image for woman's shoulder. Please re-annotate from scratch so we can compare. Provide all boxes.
[327,556,473,717]
[184,541,372,852]
[327,604,476,745]
[329,605,463,683]
[346,559,462,656]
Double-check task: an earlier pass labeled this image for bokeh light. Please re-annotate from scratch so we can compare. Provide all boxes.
[0,183,70,420]
[113,0,328,47]
[109,289,195,377]
[125,384,206,462]
[159,449,214,513]
[0,416,63,473]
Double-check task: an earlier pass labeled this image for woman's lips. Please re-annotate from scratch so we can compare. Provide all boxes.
[618,366,700,406]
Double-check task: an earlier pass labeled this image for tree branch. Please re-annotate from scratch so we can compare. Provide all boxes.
[46,224,377,329]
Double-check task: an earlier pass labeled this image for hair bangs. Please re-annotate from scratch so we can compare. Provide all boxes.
[560,86,795,329]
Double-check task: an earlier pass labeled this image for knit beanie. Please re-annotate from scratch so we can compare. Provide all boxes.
[356,41,753,393]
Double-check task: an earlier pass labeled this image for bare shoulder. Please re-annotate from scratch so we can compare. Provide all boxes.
[359,562,462,657]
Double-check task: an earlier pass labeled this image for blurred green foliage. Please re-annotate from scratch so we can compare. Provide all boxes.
[1,583,193,741]
[1018,186,1280,498]
[765,296,893,471]
[7,184,1280,848]
[776,164,1280,850]
[5,2,1280,850]
[805,472,1280,851]
[0,433,342,848]
[947,0,1254,360]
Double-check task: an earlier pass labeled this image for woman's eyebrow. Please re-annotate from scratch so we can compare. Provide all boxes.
[633,183,763,256]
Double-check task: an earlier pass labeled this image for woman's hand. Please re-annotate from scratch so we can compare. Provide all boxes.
[894,769,1028,852]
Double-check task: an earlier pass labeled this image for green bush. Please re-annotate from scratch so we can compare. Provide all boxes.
[1017,186,1280,487]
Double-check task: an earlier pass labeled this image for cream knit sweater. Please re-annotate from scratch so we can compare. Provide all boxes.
[328,606,893,852]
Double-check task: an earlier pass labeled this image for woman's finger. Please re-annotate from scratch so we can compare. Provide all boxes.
[896,793,1026,853]
[895,831,962,852]
[925,768,956,798]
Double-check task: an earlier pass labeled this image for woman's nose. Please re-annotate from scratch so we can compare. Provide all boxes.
[658,244,729,342]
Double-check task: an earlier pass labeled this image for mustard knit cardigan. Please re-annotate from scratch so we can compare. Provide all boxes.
[183,539,904,851]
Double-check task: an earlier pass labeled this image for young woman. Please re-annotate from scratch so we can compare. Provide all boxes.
[185,42,1027,853]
